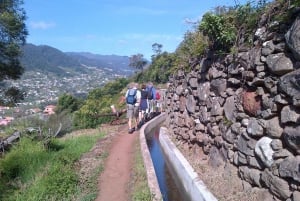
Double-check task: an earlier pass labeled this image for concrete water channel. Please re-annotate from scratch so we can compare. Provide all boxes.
[146,125,183,201]
[139,113,218,201]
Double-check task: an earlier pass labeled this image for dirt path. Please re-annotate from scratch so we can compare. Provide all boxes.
[95,125,138,201]
[79,118,268,201]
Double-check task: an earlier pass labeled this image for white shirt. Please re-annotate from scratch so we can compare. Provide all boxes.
[126,87,141,107]
[134,87,141,107]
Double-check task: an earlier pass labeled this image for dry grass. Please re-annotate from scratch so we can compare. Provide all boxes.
[174,141,270,201]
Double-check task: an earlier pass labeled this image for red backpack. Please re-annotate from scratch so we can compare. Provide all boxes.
[155,91,161,100]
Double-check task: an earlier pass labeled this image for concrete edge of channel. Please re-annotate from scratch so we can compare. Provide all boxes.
[159,127,218,201]
[139,113,166,201]
[140,112,218,201]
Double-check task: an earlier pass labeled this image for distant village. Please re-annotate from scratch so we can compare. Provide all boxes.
[1,66,130,127]
[0,105,55,126]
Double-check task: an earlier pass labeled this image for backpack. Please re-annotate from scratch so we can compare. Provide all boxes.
[147,86,153,100]
[126,89,137,104]
[141,90,148,99]
[155,91,160,100]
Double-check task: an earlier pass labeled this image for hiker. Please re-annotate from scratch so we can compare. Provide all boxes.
[146,82,156,117]
[138,83,148,128]
[155,88,162,113]
[160,88,167,112]
[125,83,141,134]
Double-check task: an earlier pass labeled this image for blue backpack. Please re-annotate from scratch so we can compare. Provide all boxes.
[126,89,137,104]
[147,86,153,100]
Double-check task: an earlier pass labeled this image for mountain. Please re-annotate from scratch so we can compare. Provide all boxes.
[20,44,84,75]
[9,43,136,104]
[66,52,132,73]
[20,43,135,76]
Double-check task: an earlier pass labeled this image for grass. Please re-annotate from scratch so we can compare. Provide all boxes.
[129,140,154,201]
[0,126,155,201]
[76,150,108,201]
[0,130,105,201]
[0,126,18,139]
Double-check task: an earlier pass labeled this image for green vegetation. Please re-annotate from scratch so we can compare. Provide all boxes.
[51,0,277,131]
[130,141,154,201]
[56,93,82,117]
[135,52,176,83]
[129,53,148,70]
[292,0,300,6]
[1,0,295,200]
[175,30,208,69]
[0,0,28,105]
[0,131,105,201]
[78,151,108,201]
[20,44,83,76]
[268,0,299,27]
[73,78,129,129]
[199,12,236,51]
[6,109,74,139]
[131,0,272,83]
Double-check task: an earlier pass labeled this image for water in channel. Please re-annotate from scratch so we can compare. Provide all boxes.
[146,127,184,201]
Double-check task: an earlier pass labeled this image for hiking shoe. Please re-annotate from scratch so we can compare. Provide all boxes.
[128,127,135,134]
[137,122,143,129]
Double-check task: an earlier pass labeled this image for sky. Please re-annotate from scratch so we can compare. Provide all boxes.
[23,0,252,60]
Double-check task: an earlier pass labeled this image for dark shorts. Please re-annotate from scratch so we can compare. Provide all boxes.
[127,104,139,118]
[140,99,148,111]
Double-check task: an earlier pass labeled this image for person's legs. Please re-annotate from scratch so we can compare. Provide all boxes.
[149,100,153,113]
[127,104,134,133]
[133,106,139,129]
[139,109,143,123]
[141,110,146,123]
[138,109,146,129]
[156,102,161,113]
[141,110,145,120]
[144,100,149,121]
[128,117,132,129]
[149,100,155,117]
[155,100,158,113]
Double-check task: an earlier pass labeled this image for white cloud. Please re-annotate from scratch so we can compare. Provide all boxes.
[29,21,56,30]
[117,39,128,45]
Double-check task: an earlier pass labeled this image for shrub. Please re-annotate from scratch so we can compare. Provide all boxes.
[175,30,208,70]
[199,12,236,51]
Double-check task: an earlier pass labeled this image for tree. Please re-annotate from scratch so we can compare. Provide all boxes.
[152,43,163,55]
[3,86,25,106]
[0,0,28,105]
[73,78,129,129]
[129,53,147,70]
[56,93,82,113]
[175,30,208,69]
[148,52,176,83]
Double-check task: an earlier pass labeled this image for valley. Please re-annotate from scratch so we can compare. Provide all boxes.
[7,67,132,106]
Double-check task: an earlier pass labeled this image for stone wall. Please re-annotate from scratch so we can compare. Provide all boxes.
[165,3,300,201]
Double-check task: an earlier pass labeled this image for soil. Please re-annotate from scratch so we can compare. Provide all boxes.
[76,121,270,201]
[95,124,138,201]
[75,124,138,201]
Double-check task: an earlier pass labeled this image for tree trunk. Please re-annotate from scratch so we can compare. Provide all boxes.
[0,131,21,151]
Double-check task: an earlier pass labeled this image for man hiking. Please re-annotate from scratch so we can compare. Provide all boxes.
[125,83,141,134]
